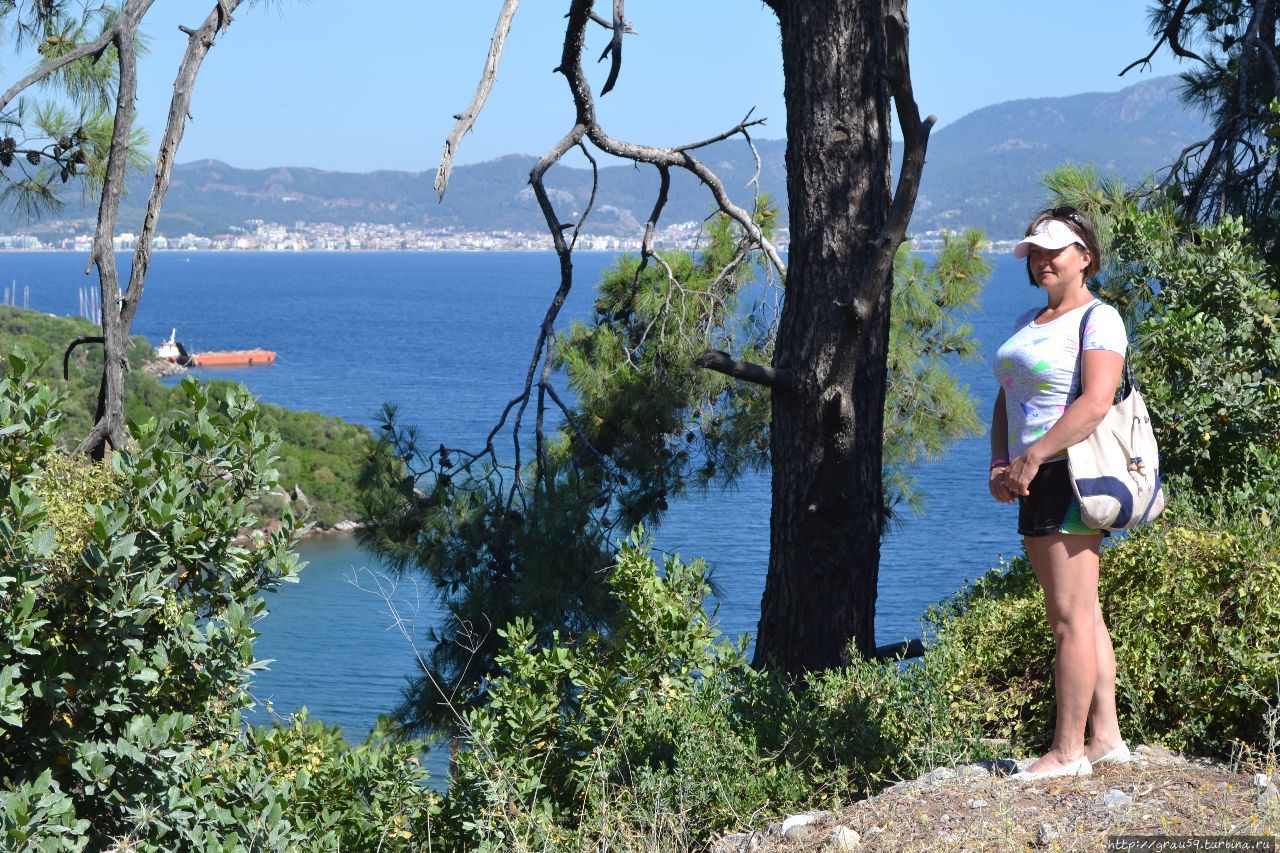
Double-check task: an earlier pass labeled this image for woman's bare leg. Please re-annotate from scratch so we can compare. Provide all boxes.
[1023,532,1103,773]
[1085,600,1124,760]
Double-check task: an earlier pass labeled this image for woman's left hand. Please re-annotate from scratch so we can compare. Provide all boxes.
[1005,452,1042,497]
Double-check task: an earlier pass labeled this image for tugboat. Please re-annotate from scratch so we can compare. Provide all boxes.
[155,329,276,367]
[156,329,191,365]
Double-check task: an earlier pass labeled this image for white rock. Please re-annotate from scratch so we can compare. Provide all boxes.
[917,767,957,785]
[967,798,989,809]
[781,814,816,840]
[1101,788,1133,806]
[1036,823,1059,845]
[1258,783,1280,809]
[1254,773,1272,789]
[825,825,861,850]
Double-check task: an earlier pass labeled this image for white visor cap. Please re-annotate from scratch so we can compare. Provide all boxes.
[1012,219,1085,259]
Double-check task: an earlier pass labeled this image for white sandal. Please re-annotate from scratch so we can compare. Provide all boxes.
[1010,755,1092,781]
[1091,741,1133,766]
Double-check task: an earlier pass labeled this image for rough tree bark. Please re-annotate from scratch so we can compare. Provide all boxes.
[751,0,931,672]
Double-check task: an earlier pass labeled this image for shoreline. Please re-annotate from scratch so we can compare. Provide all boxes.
[237,518,364,548]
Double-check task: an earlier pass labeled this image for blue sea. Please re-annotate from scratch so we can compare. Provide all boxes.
[3,250,1030,780]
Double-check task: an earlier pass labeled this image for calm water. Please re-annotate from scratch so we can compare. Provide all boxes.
[3,250,1030,777]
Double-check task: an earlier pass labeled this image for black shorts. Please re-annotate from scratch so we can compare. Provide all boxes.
[1017,458,1102,537]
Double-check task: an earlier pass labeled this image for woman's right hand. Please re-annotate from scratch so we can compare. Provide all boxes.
[989,465,1015,504]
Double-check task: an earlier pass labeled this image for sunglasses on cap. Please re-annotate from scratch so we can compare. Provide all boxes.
[1051,206,1087,230]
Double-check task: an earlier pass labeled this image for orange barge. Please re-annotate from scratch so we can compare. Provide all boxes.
[156,329,276,368]
[189,349,276,367]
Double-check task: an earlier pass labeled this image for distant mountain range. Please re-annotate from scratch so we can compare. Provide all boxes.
[4,76,1208,242]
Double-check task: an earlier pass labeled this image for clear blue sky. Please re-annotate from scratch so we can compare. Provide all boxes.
[11,1,1186,172]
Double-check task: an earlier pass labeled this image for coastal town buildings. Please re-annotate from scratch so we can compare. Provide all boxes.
[0,219,794,254]
[0,219,1007,254]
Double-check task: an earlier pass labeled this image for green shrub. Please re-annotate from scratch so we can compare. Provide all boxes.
[738,633,996,797]
[0,361,303,848]
[441,528,812,850]
[0,358,447,850]
[245,714,438,850]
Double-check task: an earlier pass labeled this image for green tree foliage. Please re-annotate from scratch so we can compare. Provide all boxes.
[361,210,989,736]
[1043,163,1280,504]
[1135,0,1280,264]
[885,230,988,516]
[0,306,375,526]
[0,1,148,218]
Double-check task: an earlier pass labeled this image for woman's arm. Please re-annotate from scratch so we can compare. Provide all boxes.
[989,388,1015,504]
[1005,348,1125,496]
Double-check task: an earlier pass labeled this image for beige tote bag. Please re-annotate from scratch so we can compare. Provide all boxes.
[1067,304,1166,531]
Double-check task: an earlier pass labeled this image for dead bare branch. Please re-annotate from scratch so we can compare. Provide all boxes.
[568,140,598,251]
[440,0,785,497]
[434,0,520,200]
[632,164,670,288]
[597,0,625,96]
[556,2,785,276]
[1120,0,1205,76]
[62,336,104,380]
[672,108,764,152]
[742,124,762,205]
[122,0,247,332]
[516,122,585,491]
[859,0,935,320]
[587,9,635,33]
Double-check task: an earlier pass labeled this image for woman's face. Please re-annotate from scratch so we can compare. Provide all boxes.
[1028,240,1090,290]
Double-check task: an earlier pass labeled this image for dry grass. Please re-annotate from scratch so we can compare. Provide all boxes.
[717,746,1280,852]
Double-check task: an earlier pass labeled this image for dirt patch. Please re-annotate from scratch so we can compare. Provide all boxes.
[716,746,1280,852]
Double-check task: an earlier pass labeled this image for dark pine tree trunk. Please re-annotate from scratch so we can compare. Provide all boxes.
[753,0,894,673]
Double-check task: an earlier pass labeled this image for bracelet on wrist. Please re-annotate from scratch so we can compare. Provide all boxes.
[989,458,1010,470]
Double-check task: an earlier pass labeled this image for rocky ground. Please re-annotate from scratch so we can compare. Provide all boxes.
[714,746,1280,852]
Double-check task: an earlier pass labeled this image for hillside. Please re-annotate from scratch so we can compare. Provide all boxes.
[0,306,372,528]
[0,76,1209,241]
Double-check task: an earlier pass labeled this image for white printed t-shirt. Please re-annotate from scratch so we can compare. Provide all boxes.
[993,299,1127,462]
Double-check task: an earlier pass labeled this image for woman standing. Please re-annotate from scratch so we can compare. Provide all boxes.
[990,207,1132,781]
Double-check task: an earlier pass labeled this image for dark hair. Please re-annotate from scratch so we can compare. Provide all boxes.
[1023,206,1102,287]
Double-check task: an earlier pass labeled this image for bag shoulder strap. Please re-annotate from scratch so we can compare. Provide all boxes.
[1074,300,1134,402]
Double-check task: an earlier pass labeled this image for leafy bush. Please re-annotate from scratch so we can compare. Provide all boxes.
[1110,211,1280,505]
[0,358,299,847]
[245,714,437,850]
[440,529,812,851]
[0,358,437,850]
